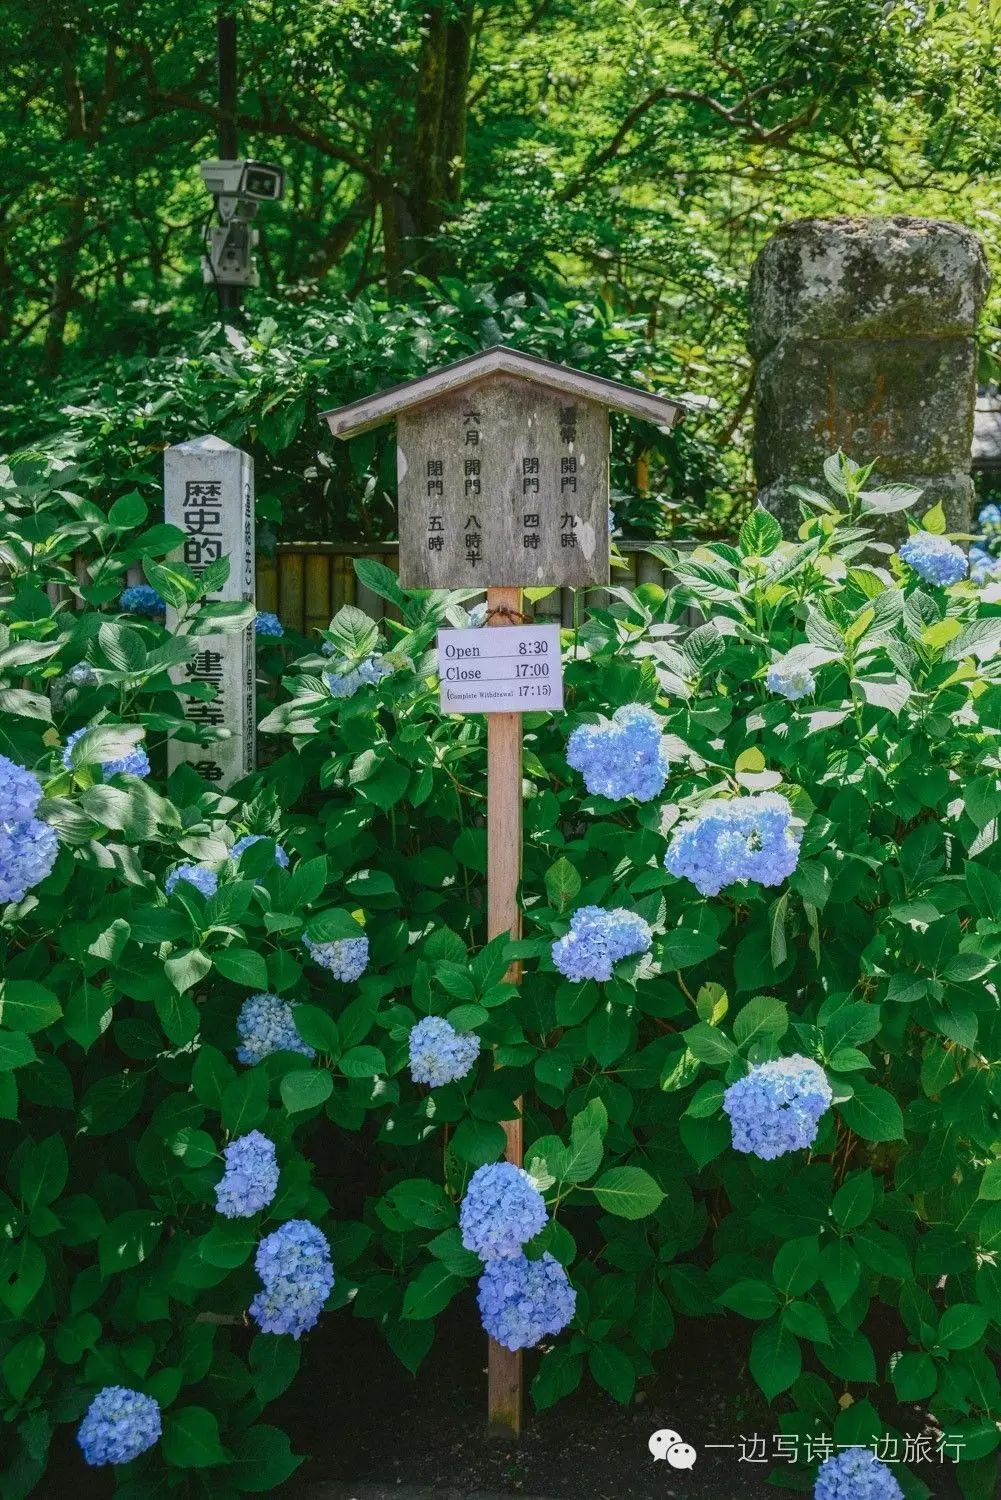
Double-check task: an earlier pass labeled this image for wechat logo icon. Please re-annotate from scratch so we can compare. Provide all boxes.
[648,1428,697,1470]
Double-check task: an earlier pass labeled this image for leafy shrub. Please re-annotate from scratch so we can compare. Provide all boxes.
[1,450,1000,1499]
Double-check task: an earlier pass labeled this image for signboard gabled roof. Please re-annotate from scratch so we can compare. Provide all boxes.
[321,345,684,438]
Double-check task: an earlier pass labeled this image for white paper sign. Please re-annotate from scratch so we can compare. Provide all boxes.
[437,624,564,714]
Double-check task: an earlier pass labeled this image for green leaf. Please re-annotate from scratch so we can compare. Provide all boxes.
[221,1069,269,1134]
[937,1303,989,1350]
[773,1237,821,1296]
[733,994,788,1049]
[592,1166,664,1220]
[401,1263,465,1320]
[588,1343,634,1403]
[200,1218,258,1268]
[750,1321,801,1399]
[838,1082,903,1142]
[99,1211,161,1276]
[545,857,581,913]
[162,1406,228,1468]
[716,1280,779,1320]
[2,1333,45,1401]
[165,949,212,994]
[385,1179,454,1230]
[230,1424,303,1492]
[280,1069,333,1114]
[305,908,365,943]
[738,506,783,557]
[0,1031,37,1072]
[979,1162,1001,1201]
[451,1118,506,1165]
[1,981,61,1034]
[831,1171,874,1232]
[214,948,269,989]
[17,1135,68,1210]
[293,1005,340,1055]
[192,1044,236,1109]
[892,1352,937,1401]
[683,1022,736,1066]
[339,1045,385,1079]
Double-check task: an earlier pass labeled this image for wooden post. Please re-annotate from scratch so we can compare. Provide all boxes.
[486,583,524,1437]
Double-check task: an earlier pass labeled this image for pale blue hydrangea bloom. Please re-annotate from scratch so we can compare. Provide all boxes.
[68,662,97,686]
[214,1130,279,1217]
[551,905,652,983]
[62,726,151,779]
[165,864,218,899]
[235,993,316,1066]
[302,934,369,982]
[898,532,967,586]
[979,502,1001,530]
[765,663,816,701]
[814,1448,903,1500]
[325,656,391,698]
[249,1219,334,1338]
[460,1161,548,1261]
[119,584,166,619]
[466,602,489,627]
[477,1252,576,1351]
[566,703,670,802]
[0,818,59,904]
[255,611,284,638]
[664,793,800,897]
[408,1016,480,1087]
[77,1386,161,1466]
[0,754,42,825]
[230,833,290,868]
[971,545,1001,585]
[723,1056,833,1160]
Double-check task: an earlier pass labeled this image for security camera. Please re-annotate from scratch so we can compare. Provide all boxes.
[199,159,285,205]
[199,158,284,289]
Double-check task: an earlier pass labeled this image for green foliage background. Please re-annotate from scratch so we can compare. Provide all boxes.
[2,0,1000,533]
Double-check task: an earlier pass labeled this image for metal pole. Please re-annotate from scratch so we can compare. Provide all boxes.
[217,12,241,315]
[485,583,525,1437]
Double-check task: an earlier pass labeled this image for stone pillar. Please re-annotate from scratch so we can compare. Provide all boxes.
[749,216,990,530]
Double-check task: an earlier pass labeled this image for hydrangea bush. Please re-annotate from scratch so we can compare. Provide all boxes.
[1,448,1000,1499]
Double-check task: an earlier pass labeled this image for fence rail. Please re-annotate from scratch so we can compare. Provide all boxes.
[257,540,674,635]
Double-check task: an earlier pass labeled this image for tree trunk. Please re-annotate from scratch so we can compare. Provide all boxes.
[404,1,474,271]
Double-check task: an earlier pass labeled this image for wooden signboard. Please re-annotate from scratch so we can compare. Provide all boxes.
[164,435,255,788]
[322,347,682,1438]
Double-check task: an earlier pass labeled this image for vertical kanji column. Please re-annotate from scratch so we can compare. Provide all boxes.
[164,435,255,788]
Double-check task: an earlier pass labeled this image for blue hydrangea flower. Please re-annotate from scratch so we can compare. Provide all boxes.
[460,1161,548,1261]
[249,1219,334,1339]
[230,833,290,868]
[235,993,316,1066]
[765,663,816,701]
[978,503,1001,530]
[551,905,652,983]
[566,704,670,802]
[814,1448,904,1500]
[255,611,284,638]
[898,532,968,586]
[0,755,42,825]
[0,818,59,904]
[723,1056,833,1161]
[971,545,1001,585]
[68,662,97,687]
[302,934,368,982]
[165,864,218,899]
[466,602,489,627]
[77,1386,161,1466]
[477,1253,576,1351]
[119,584,166,620]
[409,1016,480,1087]
[664,792,800,897]
[325,656,391,698]
[214,1130,279,1217]
[62,727,151,779]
